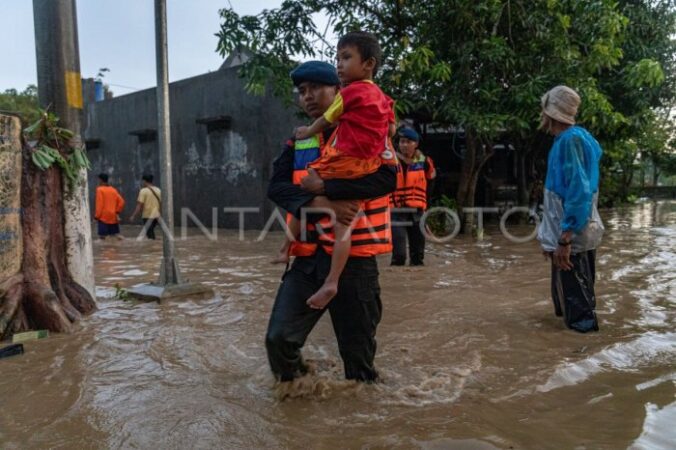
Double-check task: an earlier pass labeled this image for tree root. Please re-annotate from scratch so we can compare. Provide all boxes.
[24,282,73,334]
[0,275,23,338]
[0,125,96,340]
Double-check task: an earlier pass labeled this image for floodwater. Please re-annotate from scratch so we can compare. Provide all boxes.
[1,201,674,449]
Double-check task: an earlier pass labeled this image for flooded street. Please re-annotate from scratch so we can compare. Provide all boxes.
[1,201,674,449]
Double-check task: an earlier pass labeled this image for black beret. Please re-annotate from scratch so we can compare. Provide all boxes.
[290,61,340,87]
[398,127,420,142]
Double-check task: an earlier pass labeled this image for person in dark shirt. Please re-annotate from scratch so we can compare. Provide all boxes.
[265,61,396,385]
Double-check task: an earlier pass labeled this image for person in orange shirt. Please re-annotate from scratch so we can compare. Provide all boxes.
[95,173,125,240]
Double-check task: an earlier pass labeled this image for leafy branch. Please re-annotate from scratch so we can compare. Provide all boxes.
[24,110,91,188]
[114,283,130,301]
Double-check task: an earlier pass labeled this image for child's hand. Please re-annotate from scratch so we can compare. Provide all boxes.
[300,168,325,194]
[295,126,311,140]
[388,122,397,138]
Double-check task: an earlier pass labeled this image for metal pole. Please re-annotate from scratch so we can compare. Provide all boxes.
[154,0,182,285]
[33,0,96,296]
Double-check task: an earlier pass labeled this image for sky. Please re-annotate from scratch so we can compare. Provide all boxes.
[2,0,291,95]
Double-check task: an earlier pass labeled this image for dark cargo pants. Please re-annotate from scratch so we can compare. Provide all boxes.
[391,210,426,266]
[265,248,382,382]
[551,249,599,333]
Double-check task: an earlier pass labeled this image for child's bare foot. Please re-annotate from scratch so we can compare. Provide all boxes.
[270,251,290,264]
[306,282,338,309]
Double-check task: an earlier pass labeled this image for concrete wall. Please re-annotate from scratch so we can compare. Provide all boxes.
[83,67,301,229]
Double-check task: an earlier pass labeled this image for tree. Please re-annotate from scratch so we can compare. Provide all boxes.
[0,85,40,124]
[0,113,95,339]
[215,0,674,215]
[594,0,676,203]
[641,109,676,185]
[634,109,672,184]
[655,150,676,182]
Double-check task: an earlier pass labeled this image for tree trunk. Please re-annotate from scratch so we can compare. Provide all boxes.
[63,165,96,298]
[640,164,646,188]
[516,148,528,207]
[456,131,495,233]
[653,166,660,187]
[456,133,476,207]
[624,170,634,199]
[0,114,95,339]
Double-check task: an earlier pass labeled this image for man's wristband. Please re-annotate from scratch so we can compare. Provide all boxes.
[558,239,571,246]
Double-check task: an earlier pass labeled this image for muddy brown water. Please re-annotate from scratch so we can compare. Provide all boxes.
[1,202,674,449]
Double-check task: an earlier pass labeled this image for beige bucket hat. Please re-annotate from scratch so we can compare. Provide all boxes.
[541,85,580,125]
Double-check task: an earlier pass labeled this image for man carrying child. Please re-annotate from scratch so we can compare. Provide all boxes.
[265,31,397,383]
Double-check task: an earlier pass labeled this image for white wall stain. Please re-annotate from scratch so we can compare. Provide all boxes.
[182,132,255,183]
[184,142,201,176]
[204,136,214,170]
[219,131,256,184]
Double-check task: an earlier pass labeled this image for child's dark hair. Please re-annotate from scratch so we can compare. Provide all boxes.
[338,31,382,76]
[142,174,154,183]
[98,173,109,183]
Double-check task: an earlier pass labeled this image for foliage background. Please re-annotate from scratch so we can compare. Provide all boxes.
[0,85,40,124]
[216,0,676,208]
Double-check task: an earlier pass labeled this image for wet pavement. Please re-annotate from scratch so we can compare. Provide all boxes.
[0,201,674,449]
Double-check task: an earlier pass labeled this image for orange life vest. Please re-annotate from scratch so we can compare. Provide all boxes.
[287,133,324,257]
[392,152,428,209]
[288,130,395,257]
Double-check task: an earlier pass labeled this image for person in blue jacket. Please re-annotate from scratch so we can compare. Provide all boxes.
[537,85,605,333]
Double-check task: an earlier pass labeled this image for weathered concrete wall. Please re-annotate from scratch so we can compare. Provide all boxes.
[0,115,23,280]
[83,67,301,229]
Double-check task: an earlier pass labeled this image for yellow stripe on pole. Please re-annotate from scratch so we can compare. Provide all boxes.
[65,71,83,109]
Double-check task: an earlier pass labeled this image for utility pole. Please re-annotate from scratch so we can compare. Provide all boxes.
[129,0,212,302]
[32,0,95,297]
[154,0,182,285]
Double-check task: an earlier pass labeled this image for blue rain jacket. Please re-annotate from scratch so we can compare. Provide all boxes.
[537,126,604,253]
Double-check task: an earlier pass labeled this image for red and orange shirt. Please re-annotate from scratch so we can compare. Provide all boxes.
[323,80,395,159]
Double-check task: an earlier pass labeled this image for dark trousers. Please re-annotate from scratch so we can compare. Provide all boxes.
[551,249,599,333]
[391,210,426,265]
[142,218,159,240]
[265,248,382,382]
[97,221,120,237]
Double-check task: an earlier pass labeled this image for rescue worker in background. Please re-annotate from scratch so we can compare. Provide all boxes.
[265,61,397,384]
[390,127,436,266]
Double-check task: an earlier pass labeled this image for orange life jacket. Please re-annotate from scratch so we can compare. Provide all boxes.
[392,152,427,209]
[288,130,395,257]
[314,195,392,257]
[287,133,323,257]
